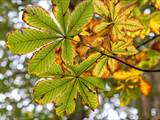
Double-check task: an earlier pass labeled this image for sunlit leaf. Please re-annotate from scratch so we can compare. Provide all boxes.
[29,41,61,74]
[56,79,78,116]
[7,29,59,54]
[93,56,109,77]
[54,0,70,32]
[61,40,75,64]
[77,53,101,75]
[67,0,94,36]
[78,79,98,109]
[23,6,60,33]
[140,79,152,96]
[112,40,138,55]
[33,78,70,104]
[94,0,143,41]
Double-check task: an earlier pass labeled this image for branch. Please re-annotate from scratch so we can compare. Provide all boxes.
[136,36,160,49]
[72,38,160,73]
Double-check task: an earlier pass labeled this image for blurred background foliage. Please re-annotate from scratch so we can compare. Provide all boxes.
[0,0,160,120]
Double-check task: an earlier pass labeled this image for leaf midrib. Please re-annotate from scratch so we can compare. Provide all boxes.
[9,36,60,44]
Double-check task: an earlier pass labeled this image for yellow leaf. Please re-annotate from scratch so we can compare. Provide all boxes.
[151,0,160,9]
[113,69,142,82]
[140,79,152,96]
[150,14,160,34]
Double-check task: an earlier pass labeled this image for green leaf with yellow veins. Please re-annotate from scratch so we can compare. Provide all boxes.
[33,78,70,104]
[61,40,75,64]
[28,41,61,74]
[67,0,94,36]
[7,0,94,75]
[112,41,138,55]
[80,77,105,90]
[78,79,98,109]
[53,0,70,32]
[34,68,104,116]
[7,29,59,54]
[37,64,63,77]
[77,53,102,75]
[23,6,60,33]
[93,56,109,77]
[93,0,109,17]
[56,79,78,116]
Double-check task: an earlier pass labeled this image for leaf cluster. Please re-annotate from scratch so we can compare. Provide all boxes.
[6,0,160,117]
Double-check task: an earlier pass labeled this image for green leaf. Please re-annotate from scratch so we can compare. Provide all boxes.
[29,41,61,74]
[56,79,78,116]
[55,0,70,32]
[93,56,108,77]
[7,29,58,54]
[38,64,63,77]
[23,6,60,33]
[80,77,105,90]
[67,0,94,36]
[33,79,70,104]
[61,40,75,64]
[78,80,98,109]
[77,53,101,75]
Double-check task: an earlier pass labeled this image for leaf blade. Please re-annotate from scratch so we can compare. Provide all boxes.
[61,40,75,64]
[67,0,94,36]
[29,41,61,74]
[7,29,58,54]
[23,6,60,33]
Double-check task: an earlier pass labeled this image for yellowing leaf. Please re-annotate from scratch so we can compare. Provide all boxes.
[140,79,152,96]
[67,0,94,36]
[113,69,142,82]
[150,13,160,34]
[112,41,138,55]
[93,57,109,78]
[7,29,59,54]
[93,0,143,41]
[23,6,60,33]
[108,58,119,72]
[151,0,160,9]
[29,41,61,75]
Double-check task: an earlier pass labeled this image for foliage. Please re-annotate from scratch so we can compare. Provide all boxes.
[6,0,160,117]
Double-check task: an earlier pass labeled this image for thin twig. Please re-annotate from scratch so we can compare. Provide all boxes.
[136,36,160,49]
[71,38,160,72]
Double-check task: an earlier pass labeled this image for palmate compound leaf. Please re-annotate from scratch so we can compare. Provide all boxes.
[33,59,105,116]
[93,40,138,78]
[93,0,143,41]
[7,0,94,75]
